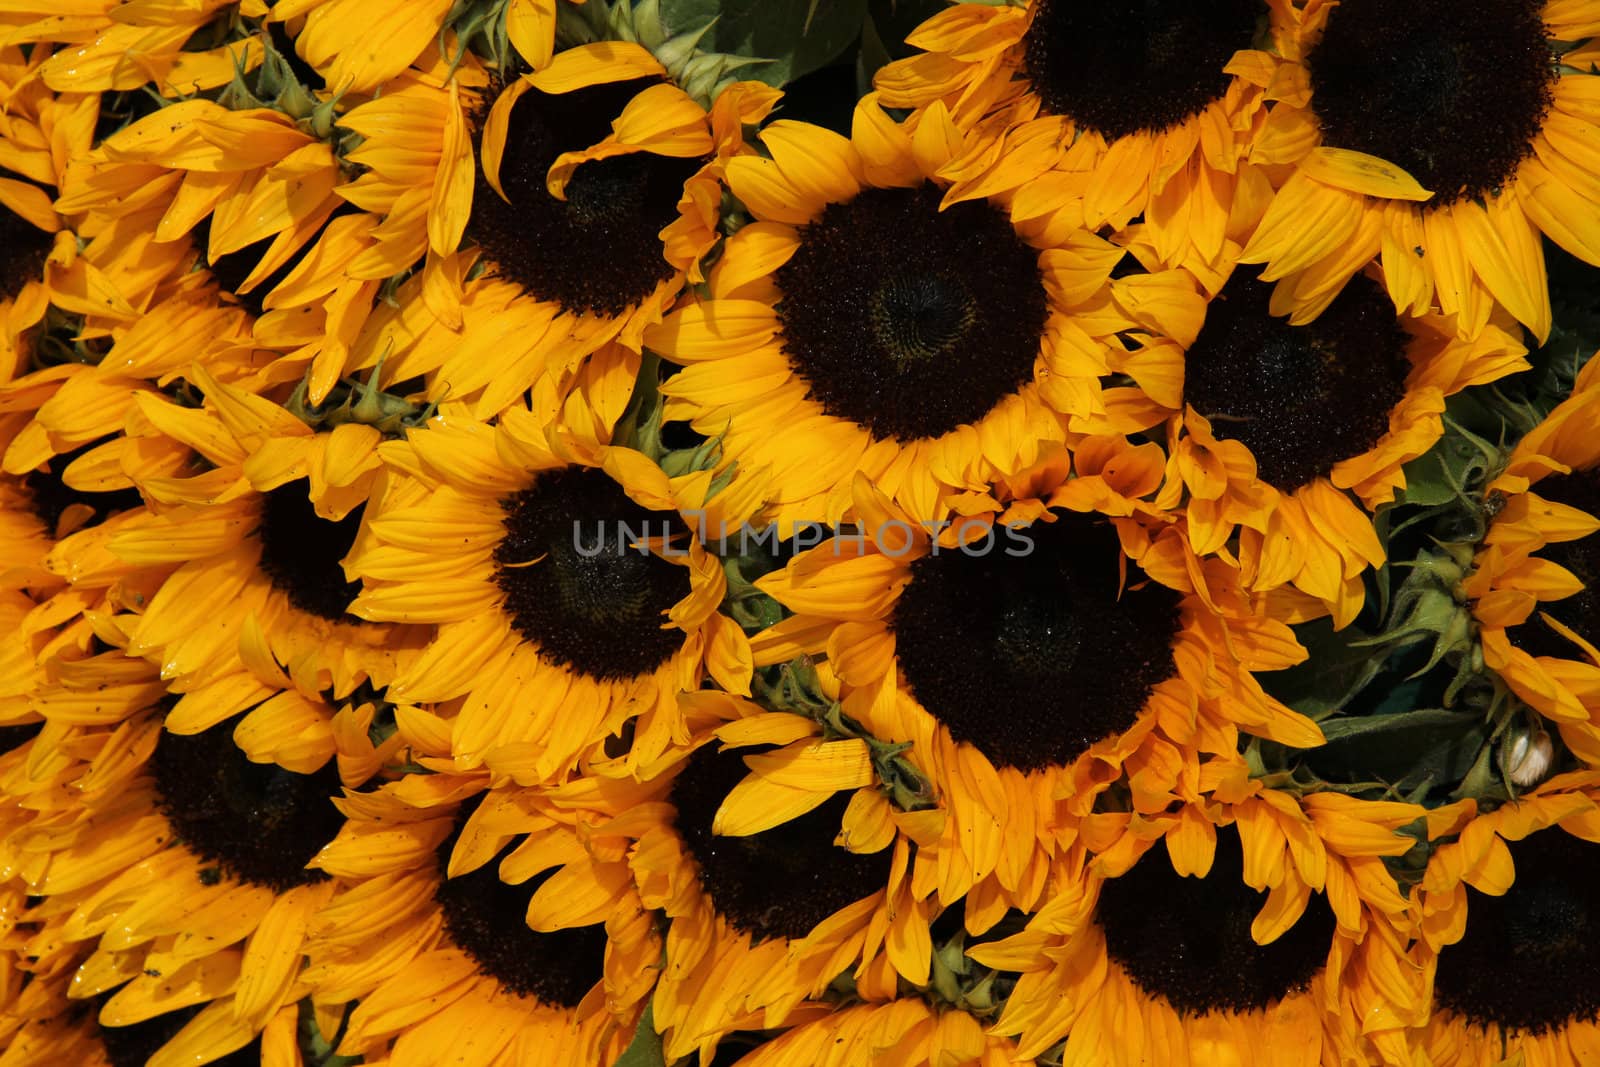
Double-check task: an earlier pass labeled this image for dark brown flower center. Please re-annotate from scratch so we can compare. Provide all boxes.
[773,182,1048,443]
[97,1000,260,1067]
[470,77,701,316]
[256,479,365,622]
[670,744,893,942]
[1509,470,1600,660]
[1024,0,1262,140]
[495,467,690,680]
[433,799,608,1007]
[1433,829,1600,1033]
[0,194,52,303]
[1307,0,1555,206]
[1181,266,1412,491]
[151,719,342,892]
[1097,825,1337,1014]
[890,514,1181,771]
[23,441,143,536]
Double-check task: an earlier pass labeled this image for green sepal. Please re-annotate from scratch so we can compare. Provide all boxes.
[657,0,864,89]
[297,1000,360,1067]
[753,658,938,812]
[286,355,439,437]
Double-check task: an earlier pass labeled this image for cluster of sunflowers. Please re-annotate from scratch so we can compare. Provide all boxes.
[4,0,1600,1064]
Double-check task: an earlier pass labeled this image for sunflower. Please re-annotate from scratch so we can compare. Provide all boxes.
[872,0,1310,286]
[745,461,1322,923]
[616,693,932,1064]
[729,997,1019,1067]
[345,384,758,780]
[102,366,429,737]
[1239,0,1600,341]
[970,766,1426,1065]
[646,94,1202,530]
[52,69,348,326]
[327,41,777,416]
[12,671,380,1067]
[1466,355,1600,764]
[1415,772,1600,1065]
[1121,259,1531,627]
[3,292,304,676]
[302,764,658,1066]
[1,44,196,364]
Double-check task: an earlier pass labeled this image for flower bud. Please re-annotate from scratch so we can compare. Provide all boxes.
[1502,727,1554,788]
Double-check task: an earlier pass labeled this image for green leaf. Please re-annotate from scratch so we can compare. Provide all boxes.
[856,10,892,96]
[1259,618,1387,721]
[616,1003,667,1067]
[1305,707,1487,787]
[659,0,869,87]
[298,1000,360,1067]
[1393,449,1459,508]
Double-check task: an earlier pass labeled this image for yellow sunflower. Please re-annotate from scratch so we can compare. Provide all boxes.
[14,662,380,1067]
[0,279,273,615]
[1415,773,1600,1066]
[746,461,1321,923]
[614,691,928,1064]
[104,364,433,731]
[345,384,759,781]
[1239,0,1600,341]
[53,82,347,325]
[325,41,776,415]
[1466,354,1600,764]
[730,997,1019,1067]
[1,43,195,364]
[303,767,658,1066]
[646,93,1202,529]
[971,762,1426,1065]
[873,0,1310,285]
[1115,258,1531,627]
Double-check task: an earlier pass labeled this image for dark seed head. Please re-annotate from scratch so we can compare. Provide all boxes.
[1433,829,1600,1033]
[22,441,144,536]
[1097,825,1337,1015]
[773,182,1048,443]
[470,78,701,317]
[1024,0,1262,141]
[255,479,365,622]
[0,194,53,304]
[433,800,608,1007]
[889,514,1182,772]
[1307,0,1554,207]
[669,744,893,942]
[1508,471,1600,660]
[151,720,342,892]
[1182,266,1412,491]
[495,466,690,681]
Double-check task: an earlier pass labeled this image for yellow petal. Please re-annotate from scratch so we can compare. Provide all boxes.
[506,0,557,69]
[713,773,832,836]
[525,41,665,93]
[428,81,474,256]
[742,739,874,790]
[1299,147,1434,201]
